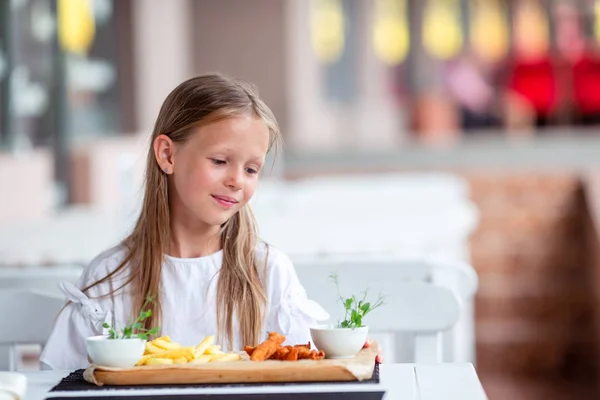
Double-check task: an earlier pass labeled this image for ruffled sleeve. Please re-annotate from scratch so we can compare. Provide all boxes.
[264,247,329,346]
[40,248,123,370]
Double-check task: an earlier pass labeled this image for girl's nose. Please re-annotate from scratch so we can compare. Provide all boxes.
[226,169,244,190]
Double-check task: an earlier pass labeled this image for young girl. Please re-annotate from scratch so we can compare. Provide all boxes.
[40,74,330,370]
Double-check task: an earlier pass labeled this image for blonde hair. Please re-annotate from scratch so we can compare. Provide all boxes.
[83,74,281,347]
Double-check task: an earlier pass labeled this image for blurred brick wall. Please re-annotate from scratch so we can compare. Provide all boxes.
[583,171,600,391]
[286,167,600,398]
[465,172,599,400]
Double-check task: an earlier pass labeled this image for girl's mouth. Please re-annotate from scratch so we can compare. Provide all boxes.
[211,195,238,208]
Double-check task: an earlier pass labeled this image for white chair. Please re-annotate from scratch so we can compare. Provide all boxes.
[0,206,136,266]
[294,258,476,363]
[253,172,479,263]
[0,265,83,297]
[0,289,66,371]
[296,265,462,363]
[259,210,475,261]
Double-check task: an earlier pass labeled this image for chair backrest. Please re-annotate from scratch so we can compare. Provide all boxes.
[254,172,471,213]
[293,257,478,302]
[252,172,479,262]
[0,266,82,297]
[257,205,477,262]
[0,289,65,345]
[295,261,462,363]
[0,289,66,370]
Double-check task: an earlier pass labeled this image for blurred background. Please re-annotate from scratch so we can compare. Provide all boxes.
[3,0,600,398]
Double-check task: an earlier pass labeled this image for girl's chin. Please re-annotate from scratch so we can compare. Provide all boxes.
[199,213,235,228]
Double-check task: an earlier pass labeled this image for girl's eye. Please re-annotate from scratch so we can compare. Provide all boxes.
[211,159,226,165]
[245,167,258,175]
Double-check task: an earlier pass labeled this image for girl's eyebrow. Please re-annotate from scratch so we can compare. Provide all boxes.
[249,156,265,165]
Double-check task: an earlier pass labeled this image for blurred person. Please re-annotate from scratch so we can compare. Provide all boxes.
[39,74,336,369]
[553,1,600,125]
[503,0,557,131]
[504,0,600,130]
[504,56,556,129]
[444,50,503,131]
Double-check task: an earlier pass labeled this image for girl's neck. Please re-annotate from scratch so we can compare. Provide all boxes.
[168,221,222,259]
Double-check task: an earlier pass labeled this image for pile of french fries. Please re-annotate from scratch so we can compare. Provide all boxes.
[136,335,242,366]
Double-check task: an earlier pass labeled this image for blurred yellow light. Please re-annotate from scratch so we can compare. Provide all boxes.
[513,0,549,56]
[58,0,95,55]
[423,0,463,60]
[470,0,509,62]
[373,0,409,65]
[595,1,600,45]
[311,0,345,64]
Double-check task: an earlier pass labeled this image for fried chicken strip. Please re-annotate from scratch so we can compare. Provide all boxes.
[250,332,286,361]
[244,345,256,356]
[293,342,311,350]
[271,346,291,360]
[245,337,325,361]
[285,347,299,361]
[296,347,326,360]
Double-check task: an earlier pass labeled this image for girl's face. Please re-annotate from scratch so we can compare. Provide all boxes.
[159,115,270,231]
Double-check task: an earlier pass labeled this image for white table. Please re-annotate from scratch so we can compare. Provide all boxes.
[22,363,488,400]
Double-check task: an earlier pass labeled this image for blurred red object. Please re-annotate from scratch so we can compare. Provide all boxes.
[506,55,557,118]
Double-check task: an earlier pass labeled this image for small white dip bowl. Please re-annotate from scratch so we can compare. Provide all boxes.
[310,325,369,359]
[86,335,146,368]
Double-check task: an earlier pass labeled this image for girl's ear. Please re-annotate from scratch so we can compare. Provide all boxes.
[154,134,175,174]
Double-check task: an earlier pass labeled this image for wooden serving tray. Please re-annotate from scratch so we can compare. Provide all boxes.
[84,344,379,386]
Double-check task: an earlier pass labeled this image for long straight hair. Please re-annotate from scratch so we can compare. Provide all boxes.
[83,74,281,347]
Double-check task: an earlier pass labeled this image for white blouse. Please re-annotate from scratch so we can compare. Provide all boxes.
[40,243,329,370]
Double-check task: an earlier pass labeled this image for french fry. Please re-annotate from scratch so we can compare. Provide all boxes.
[195,335,215,357]
[153,338,182,350]
[136,354,153,366]
[205,345,223,355]
[145,342,165,355]
[190,355,212,363]
[146,358,174,365]
[136,334,242,366]
[210,353,242,362]
[151,347,196,361]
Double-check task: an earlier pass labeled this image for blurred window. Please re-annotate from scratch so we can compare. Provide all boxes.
[62,0,123,145]
[312,0,359,104]
[0,0,129,152]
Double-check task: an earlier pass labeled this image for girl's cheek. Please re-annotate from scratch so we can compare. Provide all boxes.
[197,168,218,183]
[245,185,257,200]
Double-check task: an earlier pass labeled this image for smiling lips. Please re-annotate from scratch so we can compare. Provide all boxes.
[211,195,239,208]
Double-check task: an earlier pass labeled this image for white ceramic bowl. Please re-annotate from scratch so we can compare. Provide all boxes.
[310,325,369,359]
[86,335,146,368]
